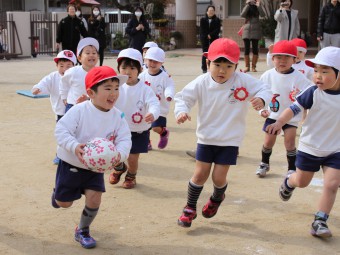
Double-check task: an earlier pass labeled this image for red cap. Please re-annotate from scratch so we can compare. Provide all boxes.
[290,38,307,53]
[203,38,240,64]
[85,66,128,90]
[272,40,297,57]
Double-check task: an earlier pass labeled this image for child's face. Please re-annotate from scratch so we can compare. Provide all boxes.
[313,64,340,91]
[78,45,98,69]
[208,60,236,84]
[56,60,74,76]
[119,63,140,85]
[142,48,148,59]
[145,59,163,75]
[272,55,295,73]
[88,79,120,111]
[296,51,306,62]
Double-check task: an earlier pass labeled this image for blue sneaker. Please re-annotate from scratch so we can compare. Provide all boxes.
[75,227,96,249]
[53,156,60,165]
[51,189,60,208]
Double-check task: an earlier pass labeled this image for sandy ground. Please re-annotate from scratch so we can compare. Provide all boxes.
[0,50,339,255]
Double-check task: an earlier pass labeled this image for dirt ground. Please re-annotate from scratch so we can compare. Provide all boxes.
[0,51,339,255]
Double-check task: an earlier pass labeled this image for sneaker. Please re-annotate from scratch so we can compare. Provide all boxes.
[202,195,225,218]
[311,220,332,238]
[279,170,295,201]
[177,206,197,228]
[158,128,169,149]
[53,156,60,165]
[186,150,196,159]
[256,162,270,177]
[74,226,97,249]
[108,163,127,185]
[148,140,153,151]
[51,189,60,208]
[122,175,136,189]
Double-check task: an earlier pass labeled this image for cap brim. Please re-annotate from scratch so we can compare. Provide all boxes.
[272,53,296,58]
[305,58,331,68]
[208,54,238,64]
[116,74,128,86]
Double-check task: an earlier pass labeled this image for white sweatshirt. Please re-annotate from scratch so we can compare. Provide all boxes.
[55,101,132,169]
[60,66,87,105]
[115,80,160,132]
[31,71,65,116]
[139,69,175,117]
[260,68,313,126]
[174,72,271,146]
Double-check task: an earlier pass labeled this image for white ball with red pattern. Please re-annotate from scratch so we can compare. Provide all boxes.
[82,137,119,173]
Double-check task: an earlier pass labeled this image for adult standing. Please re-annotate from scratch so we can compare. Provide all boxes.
[76,7,88,31]
[274,0,300,43]
[240,0,265,72]
[199,5,221,73]
[125,7,150,54]
[88,5,106,66]
[317,0,340,48]
[56,4,88,55]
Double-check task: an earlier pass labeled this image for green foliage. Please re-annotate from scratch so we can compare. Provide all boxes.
[112,31,129,50]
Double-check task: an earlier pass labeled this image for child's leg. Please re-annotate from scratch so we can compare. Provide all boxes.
[283,127,297,171]
[256,132,276,177]
[122,153,139,189]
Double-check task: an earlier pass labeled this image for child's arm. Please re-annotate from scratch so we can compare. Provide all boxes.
[266,107,295,135]
[164,75,175,102]
[113,113,132,163]
[145,87,160,123]
[174,79,198,122]
[31,73,54,95]
[266,44,274,68]
[59,69,72,103]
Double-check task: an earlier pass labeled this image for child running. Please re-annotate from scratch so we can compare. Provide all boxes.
[266,46,340,238]
[139,46,175,150]
[109,48,160,189]
[53,66,131,249]
[60,37,99,112]
[174,38,271,228]
[256,40,313,177]
[31,50,77,164]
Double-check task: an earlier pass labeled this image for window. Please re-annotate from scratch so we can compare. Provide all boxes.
[228,0,245,16]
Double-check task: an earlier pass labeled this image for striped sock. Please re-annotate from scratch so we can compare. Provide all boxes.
[211,183,227,202]
[286,149,296,171]
[261,146,272,164]
[187,180,203,210]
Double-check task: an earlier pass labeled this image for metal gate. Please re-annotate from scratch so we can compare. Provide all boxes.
[30,13,58,56]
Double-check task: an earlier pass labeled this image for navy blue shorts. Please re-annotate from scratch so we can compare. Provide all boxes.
[130,130,150,154]
[65,103,74,113]
[54,160,105,202]
[296,150,340,172]
[151,116,167,128]
[196,143,239,165]
[262,118,297,133]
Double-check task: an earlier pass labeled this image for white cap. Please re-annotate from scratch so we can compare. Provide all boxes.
[305,46,340,71]
[142,41,158,49]
[144,47,165,63]
[77,37,99,56]
[117,48,143,67]
[54,50,77,65]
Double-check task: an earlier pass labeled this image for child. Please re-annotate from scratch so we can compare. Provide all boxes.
[60,37,99,112]
[266,46,340,238]
[32,50,77,164]
[174,38,271,228]
[53,66,131,249]
[109,48,160,189]
[266,38,314,81]
[139,46,175,150]
[142,41,158,60]
[256,40,312,178]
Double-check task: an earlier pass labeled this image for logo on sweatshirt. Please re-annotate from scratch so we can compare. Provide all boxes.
[269,94,280,112]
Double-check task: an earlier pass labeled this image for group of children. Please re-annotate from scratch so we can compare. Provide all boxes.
[32,34,340,248]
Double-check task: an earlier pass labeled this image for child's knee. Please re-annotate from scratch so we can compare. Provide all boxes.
[58,201,73,208]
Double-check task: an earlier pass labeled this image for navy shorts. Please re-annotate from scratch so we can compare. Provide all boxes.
[54,160,105,202]
[65,103,74,113]
[130,130,150,154]
[262,118,297,133]
[151,116,167,128]
[296,150,340,172]
[196,143,239,165]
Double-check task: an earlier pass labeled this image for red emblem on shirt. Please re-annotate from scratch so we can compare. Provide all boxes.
[233,87,249,101]
[145,81,151,86]
[132,112,143,123]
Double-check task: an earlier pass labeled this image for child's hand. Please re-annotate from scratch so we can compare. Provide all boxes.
[76,94,89,104]
[144,113,155,123]
[75,143,86,163]
[166,97,172,102]
[250,97,264,111]
[259,109,270,118]
[112,152,121,166]
[32,88,41,95]
[266,121,283,135]
[268,44,274,54]
[176,112,191,124]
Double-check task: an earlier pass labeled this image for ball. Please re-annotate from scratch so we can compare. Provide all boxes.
[82,137,119,173]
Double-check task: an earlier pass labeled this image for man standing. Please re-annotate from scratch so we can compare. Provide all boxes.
[317,0,340,48]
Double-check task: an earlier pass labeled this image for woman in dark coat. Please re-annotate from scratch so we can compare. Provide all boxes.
[125,7,150,54]
[199,5,221,73]
[240,0,265,72]
[88,5,106,66]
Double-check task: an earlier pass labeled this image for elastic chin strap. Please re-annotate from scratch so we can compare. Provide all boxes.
[329,71,340,89]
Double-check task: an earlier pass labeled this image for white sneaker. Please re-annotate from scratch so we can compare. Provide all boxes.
[256,162,270,177]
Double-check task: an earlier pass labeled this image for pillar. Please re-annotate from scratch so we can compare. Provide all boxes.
[175,0,196,48]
